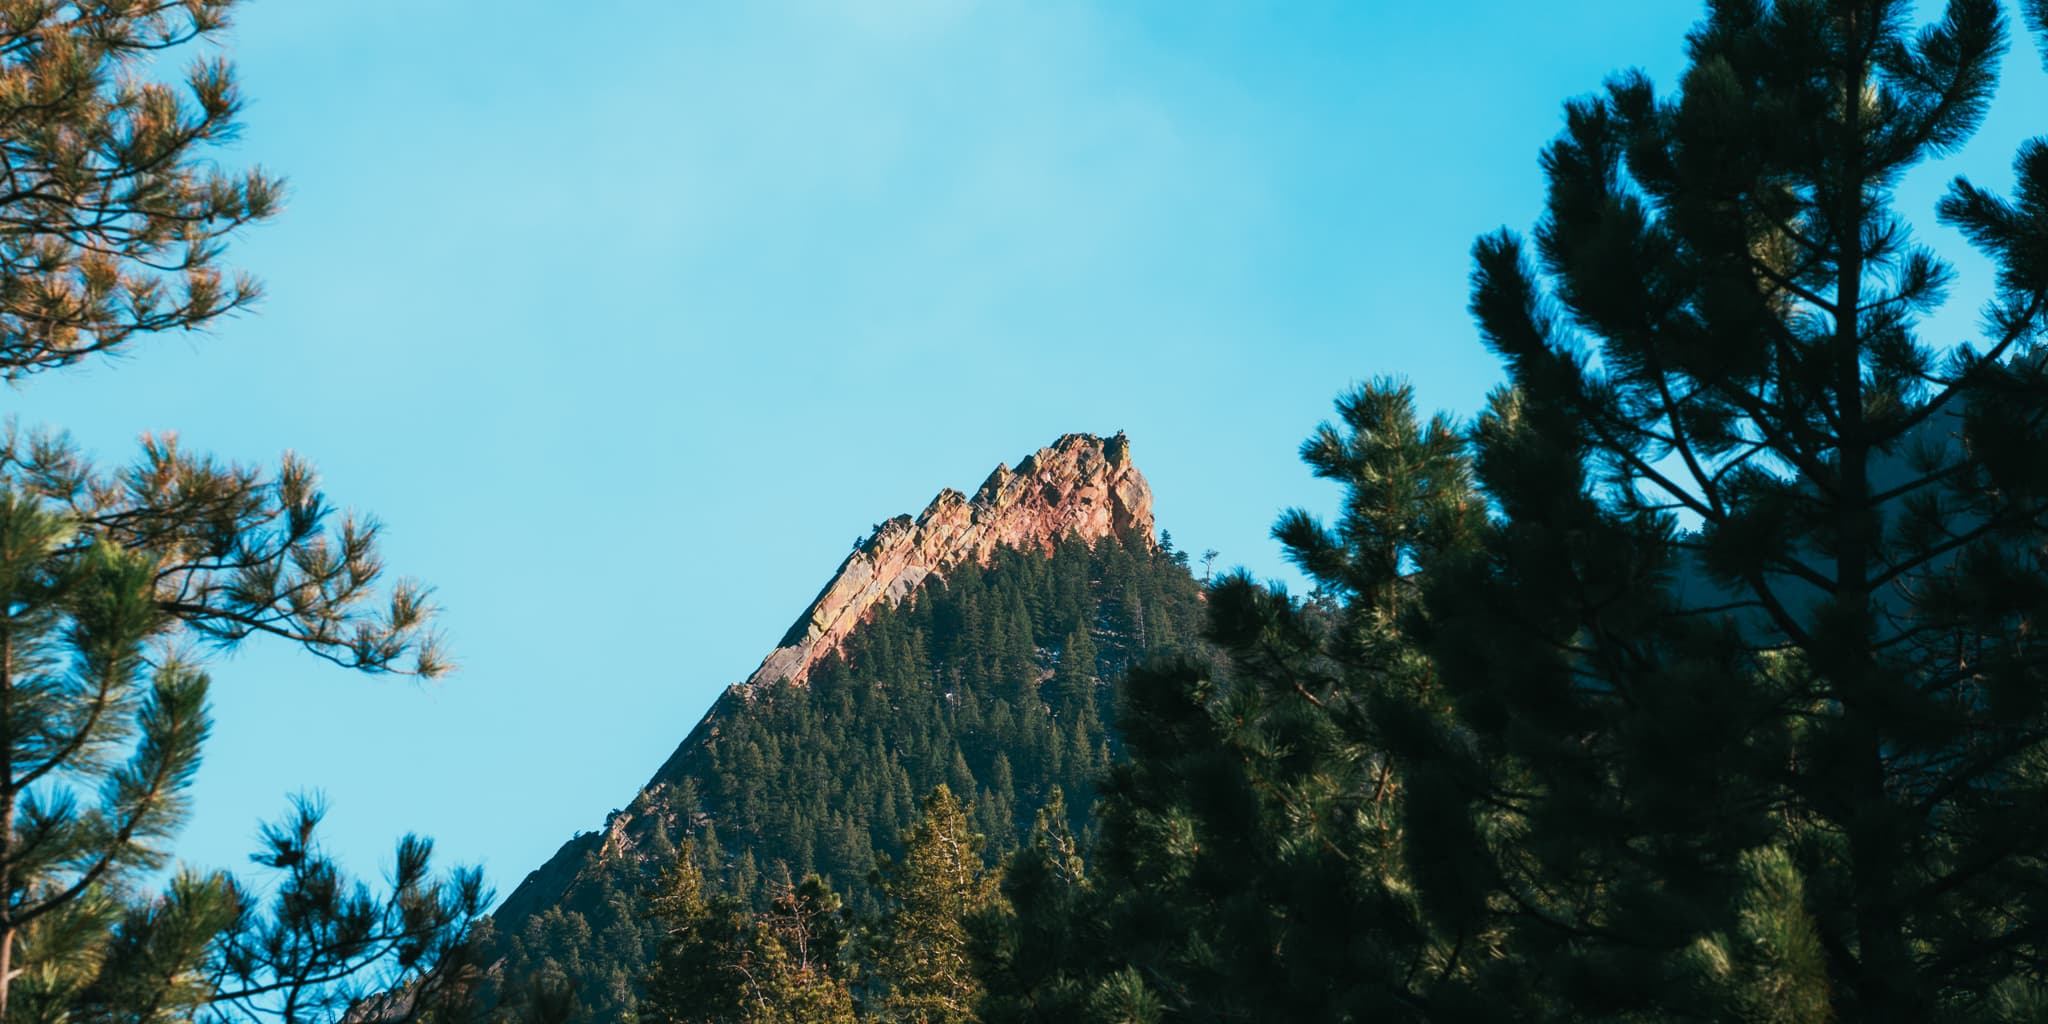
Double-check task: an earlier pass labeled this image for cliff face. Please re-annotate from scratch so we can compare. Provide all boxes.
[747,432,1153,689]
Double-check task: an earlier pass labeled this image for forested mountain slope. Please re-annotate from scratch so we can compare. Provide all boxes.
[480,434,1204,1018]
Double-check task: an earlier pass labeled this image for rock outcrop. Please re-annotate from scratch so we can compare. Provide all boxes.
[747,432,1153,689]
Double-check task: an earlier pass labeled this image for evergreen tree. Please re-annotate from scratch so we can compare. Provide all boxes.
[0,477,478,1024]
[1049,629,1097,719]
[983,754,1017,838]
[0,2,472,1018]
[642,849,743,1023]
[871,786,997,1024]
[732,850,760,901]
[1394,0,2048,1018]
[0,0,278,379]
[641,845,857,1024]
[998,383,1478,1022]
[971,788,1105,1024]
[754,876,858,1024]
[0,500,219,1021]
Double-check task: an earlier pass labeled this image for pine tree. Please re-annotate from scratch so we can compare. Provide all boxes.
[1049,629,1096,719]
[971,788,1103,1024]
[209,798,490,1024]
[0,3,471,1018]
[752,876,857,1024]
[984,753,1018,838]
[1001,382,1479,1022]
[733,849,760,900]
[0,487,480,1024]
[0,0,279,380]
[642,848,747,1024]
[0,502,218,1021]
[1396,0,2048,1018]
[871,786,997,1024]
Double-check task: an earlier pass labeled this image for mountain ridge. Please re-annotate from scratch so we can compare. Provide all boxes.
[489,431,1161,941]
[746,432,1153,690]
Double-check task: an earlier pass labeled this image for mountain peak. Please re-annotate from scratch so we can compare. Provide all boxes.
[748,432,1153,689]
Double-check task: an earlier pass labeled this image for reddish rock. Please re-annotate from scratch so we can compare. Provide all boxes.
[747,432,1154,689]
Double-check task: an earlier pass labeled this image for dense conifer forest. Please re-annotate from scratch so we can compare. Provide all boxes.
[484,535,1205,1019]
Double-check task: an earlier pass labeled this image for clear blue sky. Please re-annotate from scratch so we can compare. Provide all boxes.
[4,0,2040,903]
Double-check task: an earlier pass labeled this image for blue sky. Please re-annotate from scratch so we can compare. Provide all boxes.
[5,0,2042,903]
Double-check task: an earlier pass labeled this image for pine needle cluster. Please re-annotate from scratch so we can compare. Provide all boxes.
[0,2,480,1021]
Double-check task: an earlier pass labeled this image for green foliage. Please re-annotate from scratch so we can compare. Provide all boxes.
[0,3,478,1018]
[0,425,446,678]
[0,485,482,1023]
[869,786,996,1024]
[1398,0,2048,1016]
[209,798,490,1024]
[0,0,280,380]
[641,842,857,1024]
[0,493,224,1021]
[1687,846,1833,1024]
[965,382,1481,1023]
[970,788,1118,1024]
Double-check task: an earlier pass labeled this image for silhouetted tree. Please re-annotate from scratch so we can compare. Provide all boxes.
[1404,0,2048,1017]
[1018,382,1479,1022]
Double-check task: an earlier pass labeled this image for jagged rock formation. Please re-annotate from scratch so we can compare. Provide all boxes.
[748,432,1153,689]
[488,432,1163,940]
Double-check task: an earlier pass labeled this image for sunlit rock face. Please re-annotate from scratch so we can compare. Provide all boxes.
[748,432,1154,690]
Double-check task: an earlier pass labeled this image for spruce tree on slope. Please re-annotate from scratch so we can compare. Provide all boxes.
[871,786,996,1024]
[641,843,857,1024]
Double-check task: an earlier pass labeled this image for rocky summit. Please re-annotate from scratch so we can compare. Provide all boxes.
[747,432,1154,689]
[485,432,1169,959]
